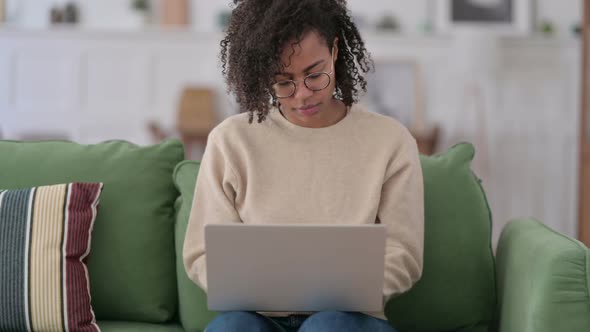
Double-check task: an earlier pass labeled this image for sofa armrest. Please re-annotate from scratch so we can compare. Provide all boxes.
[496,218,590,332]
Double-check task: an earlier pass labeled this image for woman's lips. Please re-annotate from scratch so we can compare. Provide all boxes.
[297,104,320,116]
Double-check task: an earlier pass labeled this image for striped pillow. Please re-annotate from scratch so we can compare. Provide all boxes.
[0,183,103,332]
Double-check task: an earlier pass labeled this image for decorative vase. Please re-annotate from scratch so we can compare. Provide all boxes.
[0,0,5,24]
[160,0,189,26]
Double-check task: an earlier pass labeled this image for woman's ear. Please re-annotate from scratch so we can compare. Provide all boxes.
[333,37,339,60]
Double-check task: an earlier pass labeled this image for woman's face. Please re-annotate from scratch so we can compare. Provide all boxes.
[274,30,341,128]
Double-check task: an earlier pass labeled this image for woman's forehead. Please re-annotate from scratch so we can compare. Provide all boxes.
[279,31,330,68]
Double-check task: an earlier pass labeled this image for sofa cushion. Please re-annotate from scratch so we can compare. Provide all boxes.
[173,160,218,332]
[384,143,496,331]
[0,140,184,323]
[97,321,184,332]
[0,183,103,332]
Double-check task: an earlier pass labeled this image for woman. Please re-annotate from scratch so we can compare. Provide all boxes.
[183,0,424,331]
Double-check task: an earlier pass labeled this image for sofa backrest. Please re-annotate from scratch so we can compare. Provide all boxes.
[173,161,218,332]
[0,139,185,323]
[385,143,496,331]
[173,142,496,332]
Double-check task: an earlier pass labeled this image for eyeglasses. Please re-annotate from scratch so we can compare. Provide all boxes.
[272,49,334,99]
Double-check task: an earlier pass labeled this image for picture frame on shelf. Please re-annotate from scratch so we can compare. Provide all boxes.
[362,59,439,155]
[363,59,420,130]
[436,0,531,35]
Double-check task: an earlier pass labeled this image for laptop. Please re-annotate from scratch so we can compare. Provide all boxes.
[205,223,386,312]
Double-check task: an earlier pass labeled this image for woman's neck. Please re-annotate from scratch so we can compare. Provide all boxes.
[279,99,348,129]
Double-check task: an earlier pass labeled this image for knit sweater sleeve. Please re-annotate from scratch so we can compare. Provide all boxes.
[379,130,425,301]
[183,130,242,291]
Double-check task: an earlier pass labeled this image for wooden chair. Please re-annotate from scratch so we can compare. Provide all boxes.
[148,87,217,160]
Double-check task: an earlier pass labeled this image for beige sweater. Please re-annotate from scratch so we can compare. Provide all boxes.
[183,104,424,319]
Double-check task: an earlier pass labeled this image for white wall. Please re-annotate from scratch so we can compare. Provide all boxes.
[194,0,583,37]
[3,0,583,37]
[535,0,582,37]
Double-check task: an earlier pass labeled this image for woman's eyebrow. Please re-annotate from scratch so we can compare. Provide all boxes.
[277,59,325,76]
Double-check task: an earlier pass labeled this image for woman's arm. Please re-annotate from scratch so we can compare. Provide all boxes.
[378,130,425,301]
[183,131,242,291]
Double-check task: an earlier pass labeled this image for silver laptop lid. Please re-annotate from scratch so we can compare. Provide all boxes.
[205,224,386,312]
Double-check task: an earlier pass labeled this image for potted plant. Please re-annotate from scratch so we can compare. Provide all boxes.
[130,0,151,26]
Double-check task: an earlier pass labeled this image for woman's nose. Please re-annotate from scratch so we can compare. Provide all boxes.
[293,80,314,100]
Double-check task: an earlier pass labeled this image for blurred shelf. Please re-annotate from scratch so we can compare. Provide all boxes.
[0,25,580,49]
[0,25,225,42]
[362,29,580,49]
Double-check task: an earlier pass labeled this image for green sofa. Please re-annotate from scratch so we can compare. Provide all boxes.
[0,139,588,332]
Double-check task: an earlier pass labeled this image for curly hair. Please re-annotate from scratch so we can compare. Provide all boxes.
[220,0,373,123]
